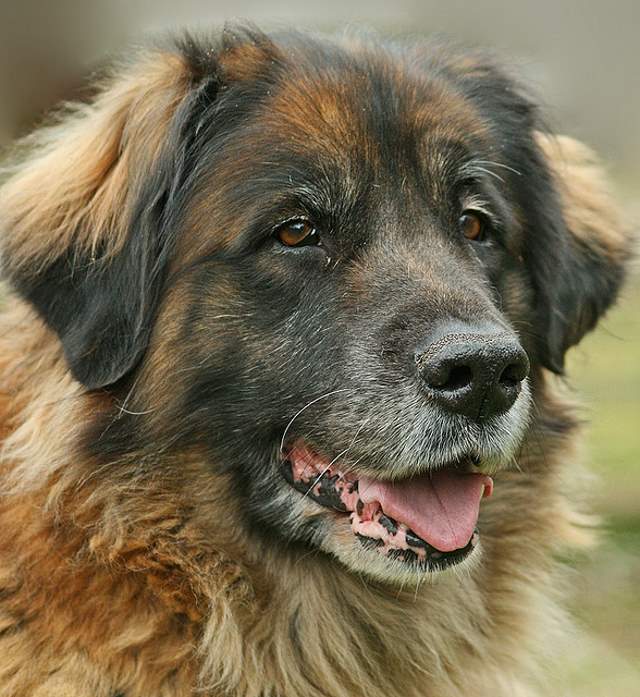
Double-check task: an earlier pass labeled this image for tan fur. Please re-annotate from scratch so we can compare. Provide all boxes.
[218,31,283,82]
[0,40,629,697]
[0,298,587,697]
[0,50,192,272]
[536,132,628,262]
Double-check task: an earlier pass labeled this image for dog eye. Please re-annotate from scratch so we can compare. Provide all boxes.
[458,211,487,242]
[275,220,321,247]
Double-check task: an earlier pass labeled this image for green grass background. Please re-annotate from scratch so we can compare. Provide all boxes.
[555,270,640,695]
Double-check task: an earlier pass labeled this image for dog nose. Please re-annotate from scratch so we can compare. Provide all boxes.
[415,327,529,421]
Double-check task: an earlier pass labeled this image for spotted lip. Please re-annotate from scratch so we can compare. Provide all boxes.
[355,527,479,572]
[281,449,483,572]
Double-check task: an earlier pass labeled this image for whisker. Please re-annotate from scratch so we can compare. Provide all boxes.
[471,166,506,184]
[301,418,371,496]
[339,454,366,480]
[208,313,254,319]
[303,447,351,499]
[116,372,143,419]
[116,407,156,416]
[98,372,150,442]
[300,417,371,485]
[413,576,424,603]
[474,159,523,176]
[505,453,523,474]
[279,389,349,453]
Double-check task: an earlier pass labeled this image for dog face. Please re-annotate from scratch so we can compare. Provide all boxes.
[0,29,628,584]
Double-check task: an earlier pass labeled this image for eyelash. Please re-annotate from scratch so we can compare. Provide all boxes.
[266,191,501,255]
[460,194,494,218]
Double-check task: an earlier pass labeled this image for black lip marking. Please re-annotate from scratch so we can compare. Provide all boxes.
[388,548,419,564]
[316,477,349,512]
[355,530,478,571]
[405,529,432,551]
[378,515,398,535]
[281,459,295,485]
[428,537,477,571]
[282,454,480,571]
[283,460,348,512]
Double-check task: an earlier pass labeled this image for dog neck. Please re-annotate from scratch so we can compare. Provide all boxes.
[0,298,581,697]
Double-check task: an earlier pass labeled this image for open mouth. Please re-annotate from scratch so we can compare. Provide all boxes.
[281,441,493,572]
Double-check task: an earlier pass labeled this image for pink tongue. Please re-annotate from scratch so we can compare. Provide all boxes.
[359,470,493,553]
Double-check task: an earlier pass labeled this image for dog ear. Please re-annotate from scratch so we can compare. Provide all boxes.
[432,49,632,373]
[0,30,279,390]
[0,49,200,390]
[529,134,632,373]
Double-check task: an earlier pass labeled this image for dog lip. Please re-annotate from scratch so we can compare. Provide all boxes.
[280,438,486,480]
[282,440,492,563]
[281,438,490,480]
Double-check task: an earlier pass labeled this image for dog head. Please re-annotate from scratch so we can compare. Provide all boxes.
[0,28,630,583]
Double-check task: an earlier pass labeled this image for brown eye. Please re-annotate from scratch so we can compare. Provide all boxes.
[275,220,320,247]
[458,211,486,241]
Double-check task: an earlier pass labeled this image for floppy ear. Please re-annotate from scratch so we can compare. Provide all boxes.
[420,46,632,373]
[0,48,202,390]
[0,29,279,390]
[529,133,632,373]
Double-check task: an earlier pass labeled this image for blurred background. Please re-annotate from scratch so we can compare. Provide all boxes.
[0,1,637,694]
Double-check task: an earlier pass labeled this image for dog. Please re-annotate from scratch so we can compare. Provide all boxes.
[0,26,631,697]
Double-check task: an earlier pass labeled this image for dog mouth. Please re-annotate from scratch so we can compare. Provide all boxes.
[281,441,493,572]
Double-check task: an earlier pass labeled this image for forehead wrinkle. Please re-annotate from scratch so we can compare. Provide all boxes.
[264,57,385,161]
[262,53,495,211]
[416,136,492,207]
[178,47,502,272]
[176,132,369,269]
[264,61,428,201]
[410,71,494,191]
[251,77,376,221]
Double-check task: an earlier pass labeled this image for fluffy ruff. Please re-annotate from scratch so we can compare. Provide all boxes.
[0,302,592,697]
[0,26,630,697]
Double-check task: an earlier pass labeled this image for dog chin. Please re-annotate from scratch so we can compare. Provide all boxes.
[273,385,531,585]
[322,524,485,586]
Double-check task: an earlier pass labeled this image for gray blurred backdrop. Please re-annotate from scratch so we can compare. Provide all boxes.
[1,0,639,192]
[1,2,638,695]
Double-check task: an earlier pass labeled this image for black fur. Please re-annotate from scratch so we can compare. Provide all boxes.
[2,29,627,563]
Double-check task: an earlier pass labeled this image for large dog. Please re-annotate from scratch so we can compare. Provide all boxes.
[0,27,630,697]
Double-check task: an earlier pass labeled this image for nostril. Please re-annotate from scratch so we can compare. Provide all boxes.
[499,364,521,388]
[498,354,529,388]
[415,327,529,420]
[441,365,473,391]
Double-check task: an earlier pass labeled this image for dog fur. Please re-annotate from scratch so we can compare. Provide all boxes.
[0,27,631,697]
